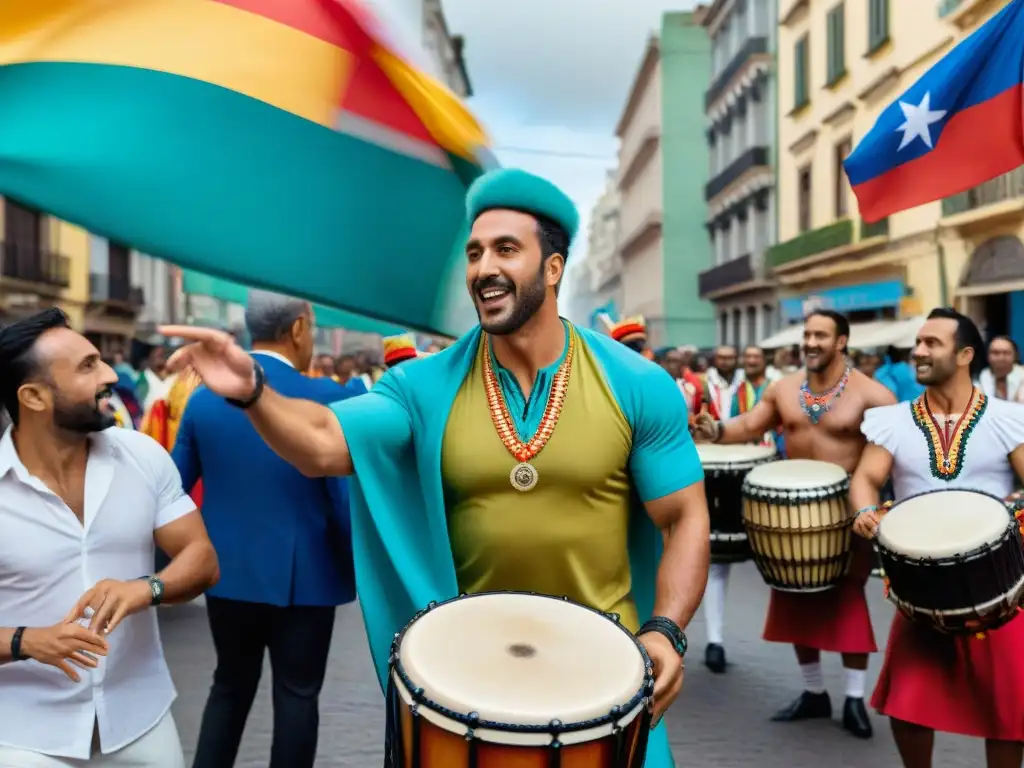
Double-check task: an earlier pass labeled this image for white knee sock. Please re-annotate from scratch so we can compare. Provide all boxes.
[844,667,866,699]
[800,661,825,694]
[704,563,730,645]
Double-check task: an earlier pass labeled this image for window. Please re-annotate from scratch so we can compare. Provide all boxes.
[746,307,757,345]
[834,138,853,218]
[868,0,889,53]
[826,3,846,86]
[793,35,810,110]
[798,166,812,233]
[719,312,728,345]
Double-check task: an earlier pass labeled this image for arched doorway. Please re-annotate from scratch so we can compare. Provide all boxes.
[960,235,1024,341]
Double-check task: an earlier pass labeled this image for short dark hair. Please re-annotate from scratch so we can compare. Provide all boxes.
[536,214,569,296]
[926,307,985,379]
[654,346,680,363]
[0,308,70,425]
[743,345,766,358]
[989,334,1019,361]
[805,309,851,341]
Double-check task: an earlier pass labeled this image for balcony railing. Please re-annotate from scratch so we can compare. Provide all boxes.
[767,217,890,270]
[942,167,1024,218]
[90,273,144,307]
[705,146,769,201]
[0,242,70,287]
[705,36,768,108]
[698,253,755,297]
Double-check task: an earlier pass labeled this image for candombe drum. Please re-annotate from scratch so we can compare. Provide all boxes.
[741,459,853,591]
[385,592,654,768]
[696,444,777,563]
[876,489,1024,634]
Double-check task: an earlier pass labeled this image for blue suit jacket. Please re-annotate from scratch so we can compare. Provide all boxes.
[172,354,359,607]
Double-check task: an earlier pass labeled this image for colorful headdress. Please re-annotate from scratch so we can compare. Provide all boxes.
[466,168,581,246]
[382,333,418,366]
[603,315,648,345]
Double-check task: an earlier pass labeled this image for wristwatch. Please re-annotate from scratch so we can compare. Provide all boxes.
[146,576,165,606]
[226,360,265,410]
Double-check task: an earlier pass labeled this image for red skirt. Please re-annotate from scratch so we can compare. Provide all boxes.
[871,611,1024,740]
[763,579,877,653]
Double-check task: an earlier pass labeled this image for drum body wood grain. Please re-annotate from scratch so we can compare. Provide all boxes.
[385,592,654,768]
[742,459,852,592]
[877,489,1024,634]
[697,444,777,564]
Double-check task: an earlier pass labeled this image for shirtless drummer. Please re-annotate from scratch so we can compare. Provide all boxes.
[694,310,895,738]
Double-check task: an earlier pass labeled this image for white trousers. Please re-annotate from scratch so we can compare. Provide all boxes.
[0,714,184,768]
[704,562,730,645]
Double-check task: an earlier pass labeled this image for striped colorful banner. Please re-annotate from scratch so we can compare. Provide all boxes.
[0,0,491,336]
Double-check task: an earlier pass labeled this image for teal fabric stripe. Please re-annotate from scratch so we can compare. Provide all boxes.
[181,269,407,335]
[0,62,481,337]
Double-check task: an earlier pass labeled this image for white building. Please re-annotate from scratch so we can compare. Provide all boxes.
[699,0,779,347]
[582,171,624,324]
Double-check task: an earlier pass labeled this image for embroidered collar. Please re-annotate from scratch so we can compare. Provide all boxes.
[909,388,987,481]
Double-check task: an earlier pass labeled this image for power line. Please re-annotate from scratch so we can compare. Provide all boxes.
[493,144,616,162]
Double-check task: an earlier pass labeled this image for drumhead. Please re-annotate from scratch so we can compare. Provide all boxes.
[878,490,1011,558]
[396,593,646,727]
[744,459,847,490]
[697,443,776,469]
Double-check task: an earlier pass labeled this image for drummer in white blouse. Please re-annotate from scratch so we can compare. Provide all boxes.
[851,308,1024,768]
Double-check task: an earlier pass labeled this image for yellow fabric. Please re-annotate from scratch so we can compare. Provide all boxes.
[142,369,201,451]
[441,330,639,631]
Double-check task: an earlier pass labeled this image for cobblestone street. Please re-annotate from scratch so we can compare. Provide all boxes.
[162,564,982,767]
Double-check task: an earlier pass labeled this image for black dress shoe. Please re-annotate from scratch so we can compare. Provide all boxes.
[704,643,726,673]
[771,691,832,722]
[842,696,873,739]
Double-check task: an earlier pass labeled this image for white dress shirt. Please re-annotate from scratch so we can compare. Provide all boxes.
[0,427,195,759]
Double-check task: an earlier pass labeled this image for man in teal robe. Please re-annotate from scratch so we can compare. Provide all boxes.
[160,168,710,767]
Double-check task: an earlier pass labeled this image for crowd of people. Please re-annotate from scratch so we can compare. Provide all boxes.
[1,166,1023,768]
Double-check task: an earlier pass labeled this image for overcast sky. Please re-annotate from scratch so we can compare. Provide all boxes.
[436,1,702,310]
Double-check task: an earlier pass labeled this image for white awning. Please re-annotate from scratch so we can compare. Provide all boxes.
[758,324,804,349]
[759,317,925,351]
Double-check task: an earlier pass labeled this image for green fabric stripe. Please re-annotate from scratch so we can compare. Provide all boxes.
[0,61,482,337]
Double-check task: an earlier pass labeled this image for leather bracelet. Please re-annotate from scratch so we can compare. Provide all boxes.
[226,360,265,410]
[639,616,688,658]
[712,420,724,444]
[10,626,26,662]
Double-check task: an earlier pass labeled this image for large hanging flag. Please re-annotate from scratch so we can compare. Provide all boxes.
[181,268,405,335]
[844,0,1024,222]
[0,0,490,336]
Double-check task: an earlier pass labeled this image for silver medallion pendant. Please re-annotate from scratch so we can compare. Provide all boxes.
[510,462,539,492]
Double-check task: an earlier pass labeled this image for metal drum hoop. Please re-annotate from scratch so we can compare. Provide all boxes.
[388,591,655,740]
[741,477,850,503]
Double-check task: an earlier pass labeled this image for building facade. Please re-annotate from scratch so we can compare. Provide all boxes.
[615,11,717,349]
[773,0,1014,346]
[0,199,87,331]
[700,0,780,347]
[578,171,624,329]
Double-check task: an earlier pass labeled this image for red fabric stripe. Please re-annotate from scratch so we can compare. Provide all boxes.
[213,0,436,146]
[211,0,360,50]
[384,347,418,366]
[852,84,1024,222]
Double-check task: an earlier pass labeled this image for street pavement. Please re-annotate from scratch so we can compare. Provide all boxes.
[162,564,983,767]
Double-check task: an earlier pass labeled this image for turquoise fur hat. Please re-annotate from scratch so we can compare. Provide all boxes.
[465,168,580,246]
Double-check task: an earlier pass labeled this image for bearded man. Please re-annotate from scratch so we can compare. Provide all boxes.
[694,310,895,738]
[0,309,218,766]
[851,308,1024,768]
[160,168,711,767]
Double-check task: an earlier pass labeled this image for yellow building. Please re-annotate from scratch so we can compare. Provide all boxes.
[0,198,141,352]
[771,0,1015,344]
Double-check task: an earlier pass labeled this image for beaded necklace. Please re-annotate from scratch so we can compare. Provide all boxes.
[798,364,850,425]
[909,388,986,481]
[481,332,575,492]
